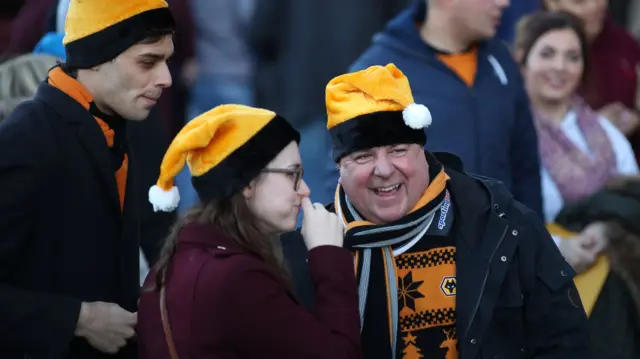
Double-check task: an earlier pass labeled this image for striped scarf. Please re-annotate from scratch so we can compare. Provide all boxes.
[335,165,450,358]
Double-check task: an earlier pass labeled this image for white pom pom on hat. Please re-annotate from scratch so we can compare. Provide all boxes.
[149,185,180,212]
[402,103,432,130]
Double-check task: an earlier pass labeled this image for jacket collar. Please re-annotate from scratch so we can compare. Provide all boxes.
[443,153,515,249]
[34,81,93,124]
[178,222,247,255]
[432,151,495,215]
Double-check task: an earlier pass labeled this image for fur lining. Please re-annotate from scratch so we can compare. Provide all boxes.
[329,110,426,161]
[604,221,640,315]
[191,115,300,202]
[554,176,640,313]
[65,8,175,69]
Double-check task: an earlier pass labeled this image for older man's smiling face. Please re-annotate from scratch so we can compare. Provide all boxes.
[339,144,430,224]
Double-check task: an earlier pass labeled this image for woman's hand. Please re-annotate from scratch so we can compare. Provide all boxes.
[599,102,640,136]
[300,197,344,250]
[557,222,609,274]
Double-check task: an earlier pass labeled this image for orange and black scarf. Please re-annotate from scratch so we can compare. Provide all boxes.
[335,161,450,359]
[47,66,128,211]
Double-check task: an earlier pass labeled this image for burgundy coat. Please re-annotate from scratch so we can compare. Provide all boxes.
[137,223,362,359]
[579,18,640,112]
[578,18,640,162]
[2,0,54,57]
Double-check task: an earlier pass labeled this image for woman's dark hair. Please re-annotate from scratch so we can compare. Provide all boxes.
[515,10,590,76]
[150,191,292,293]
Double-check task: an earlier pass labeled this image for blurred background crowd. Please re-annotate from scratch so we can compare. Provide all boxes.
[4,0,640,354]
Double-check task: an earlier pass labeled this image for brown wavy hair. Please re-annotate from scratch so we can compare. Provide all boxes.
[150,191,292,293]
[515,10,590,81]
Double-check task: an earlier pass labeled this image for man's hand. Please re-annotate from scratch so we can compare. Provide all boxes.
[75,302,137,354]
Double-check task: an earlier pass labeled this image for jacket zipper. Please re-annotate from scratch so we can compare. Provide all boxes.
[467,87,481,171]
[463,222,508,338]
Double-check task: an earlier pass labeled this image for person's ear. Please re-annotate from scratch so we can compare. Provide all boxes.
[543,0,558,11]
[243,180,256,200]
[514,49,524,66]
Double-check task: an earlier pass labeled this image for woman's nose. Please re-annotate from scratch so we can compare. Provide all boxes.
[297,179,311,197]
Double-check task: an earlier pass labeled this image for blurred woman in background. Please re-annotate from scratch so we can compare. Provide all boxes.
[515,11,639,270]
[544,0,640,158]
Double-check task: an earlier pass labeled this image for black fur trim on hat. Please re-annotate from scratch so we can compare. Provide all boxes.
[192,115,301,202]
[330,110,427,162]
[65,7,175,69]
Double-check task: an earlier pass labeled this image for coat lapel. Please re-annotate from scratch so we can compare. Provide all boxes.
[35,84,121,212]
[76,121,121,211]
[446,170,491,345]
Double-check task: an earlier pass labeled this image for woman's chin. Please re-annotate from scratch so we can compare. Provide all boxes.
[280,217,298,233]
[541,91,572,105]
[267,217,298,235]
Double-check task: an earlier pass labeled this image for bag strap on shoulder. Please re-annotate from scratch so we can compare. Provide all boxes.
[160,270,180,359]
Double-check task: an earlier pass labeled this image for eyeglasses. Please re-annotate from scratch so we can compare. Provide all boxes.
[261,167,305,191]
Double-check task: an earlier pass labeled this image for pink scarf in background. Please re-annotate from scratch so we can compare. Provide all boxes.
[535,97,618,204]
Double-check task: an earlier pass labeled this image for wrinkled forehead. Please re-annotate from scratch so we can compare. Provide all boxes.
[340,144,423,166]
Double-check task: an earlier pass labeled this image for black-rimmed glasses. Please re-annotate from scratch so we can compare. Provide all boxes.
[261,167,305,191]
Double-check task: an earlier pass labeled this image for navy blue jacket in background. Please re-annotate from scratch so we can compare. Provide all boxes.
[496,0,541,44]
[350,1,543,218]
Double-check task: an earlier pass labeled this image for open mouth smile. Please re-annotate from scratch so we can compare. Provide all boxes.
[372,184,402,196]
